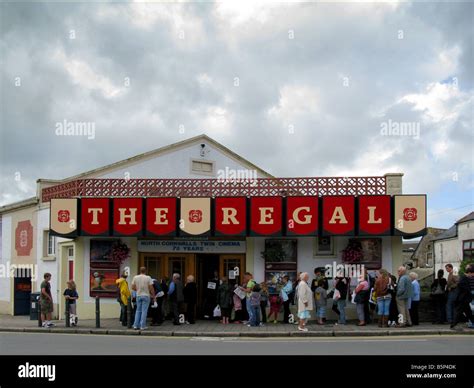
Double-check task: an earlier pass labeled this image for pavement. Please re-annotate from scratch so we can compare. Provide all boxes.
[1,314,473,337]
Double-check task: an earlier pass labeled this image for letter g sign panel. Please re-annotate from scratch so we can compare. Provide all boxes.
[286,196,318,236]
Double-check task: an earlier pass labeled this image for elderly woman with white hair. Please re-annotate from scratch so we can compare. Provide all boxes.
[409,272,420,326]
[297,272,313,332]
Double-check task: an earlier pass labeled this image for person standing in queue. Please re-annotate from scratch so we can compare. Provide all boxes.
[280,275,293,324]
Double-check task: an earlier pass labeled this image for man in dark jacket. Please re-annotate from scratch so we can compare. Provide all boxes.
[451,264,474,329]
[168,273,184,325]
[184,275,197,324]
[150,278,164,326]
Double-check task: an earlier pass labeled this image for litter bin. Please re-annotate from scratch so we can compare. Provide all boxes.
[30,292,41,320]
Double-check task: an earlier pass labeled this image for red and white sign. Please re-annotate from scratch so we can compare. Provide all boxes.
[358,195,391,235]
[113,198,143,236]
[179,198,211,236]
[81,198,110,236]
[215,197,247,236]
[50,198,78,237]
[322,196,355,236]
[286,196,318,236]
[250,196,282,236]
[50,195,427,238]
[15,220,33,256]
[145,197,177,236]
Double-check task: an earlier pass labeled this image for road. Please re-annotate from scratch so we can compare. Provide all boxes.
[0,332,473,355]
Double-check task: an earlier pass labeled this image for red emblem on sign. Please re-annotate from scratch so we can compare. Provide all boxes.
[403,208,417,221]
[58,210,70,223]
[15,220,33,256]
[189,210,202,223]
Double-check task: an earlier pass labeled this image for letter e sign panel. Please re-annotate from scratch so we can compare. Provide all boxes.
[393,195,427,237]
[113,198,143,236]
[215,197,246,236]
[322,196,355,236]
[50,198,78,237]
[250,196,282,236]
[145,197,177,237]
[179,197,211,236]
[286,196,318,236]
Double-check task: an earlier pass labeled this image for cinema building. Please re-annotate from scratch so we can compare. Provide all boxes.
[0,135,427,320]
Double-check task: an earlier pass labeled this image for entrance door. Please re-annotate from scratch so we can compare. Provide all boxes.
[196,254,220,318]
[14,271,32,316]
[141,253,165,281]
[219,254,245,288]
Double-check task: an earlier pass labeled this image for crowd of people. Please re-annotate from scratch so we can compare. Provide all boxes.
[37,262,474,331]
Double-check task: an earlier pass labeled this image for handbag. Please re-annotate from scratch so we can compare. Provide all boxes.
[333,289,341,301]
[213,305,222,317]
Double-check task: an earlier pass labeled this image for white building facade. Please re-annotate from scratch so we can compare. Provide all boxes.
[1,135,414,320]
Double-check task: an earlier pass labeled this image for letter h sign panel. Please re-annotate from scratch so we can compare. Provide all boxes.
[112,198,144,236]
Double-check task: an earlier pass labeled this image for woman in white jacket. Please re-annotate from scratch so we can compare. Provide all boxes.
[297,272,313,332]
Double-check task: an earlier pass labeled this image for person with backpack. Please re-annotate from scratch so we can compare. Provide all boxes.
[248,284,262,327]
[374,269,391,327]
[430,269,447,324]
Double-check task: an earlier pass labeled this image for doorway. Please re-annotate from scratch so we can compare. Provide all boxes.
[14,271,32,316]
[196,254,219,317]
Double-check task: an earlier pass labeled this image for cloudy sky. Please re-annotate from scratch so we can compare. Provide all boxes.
[1,1,472,229]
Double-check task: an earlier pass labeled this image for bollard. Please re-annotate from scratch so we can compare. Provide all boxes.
[127,296,132,328]
[37,295,42,327]
[65,298,70,328]
[95,296,100,328]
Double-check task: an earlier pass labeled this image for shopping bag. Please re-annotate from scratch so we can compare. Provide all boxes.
[333,289,341,301]
[213,305,221,317]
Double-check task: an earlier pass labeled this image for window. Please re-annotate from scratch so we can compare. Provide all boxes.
[68,247,74,257]
[426,252,433,267]
[314,236,334,256]
[43,230,56,257]
[191,159,214,175]
[463,240,474,261]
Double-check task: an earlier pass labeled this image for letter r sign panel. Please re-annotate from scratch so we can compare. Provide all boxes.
[215,197,247,236]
